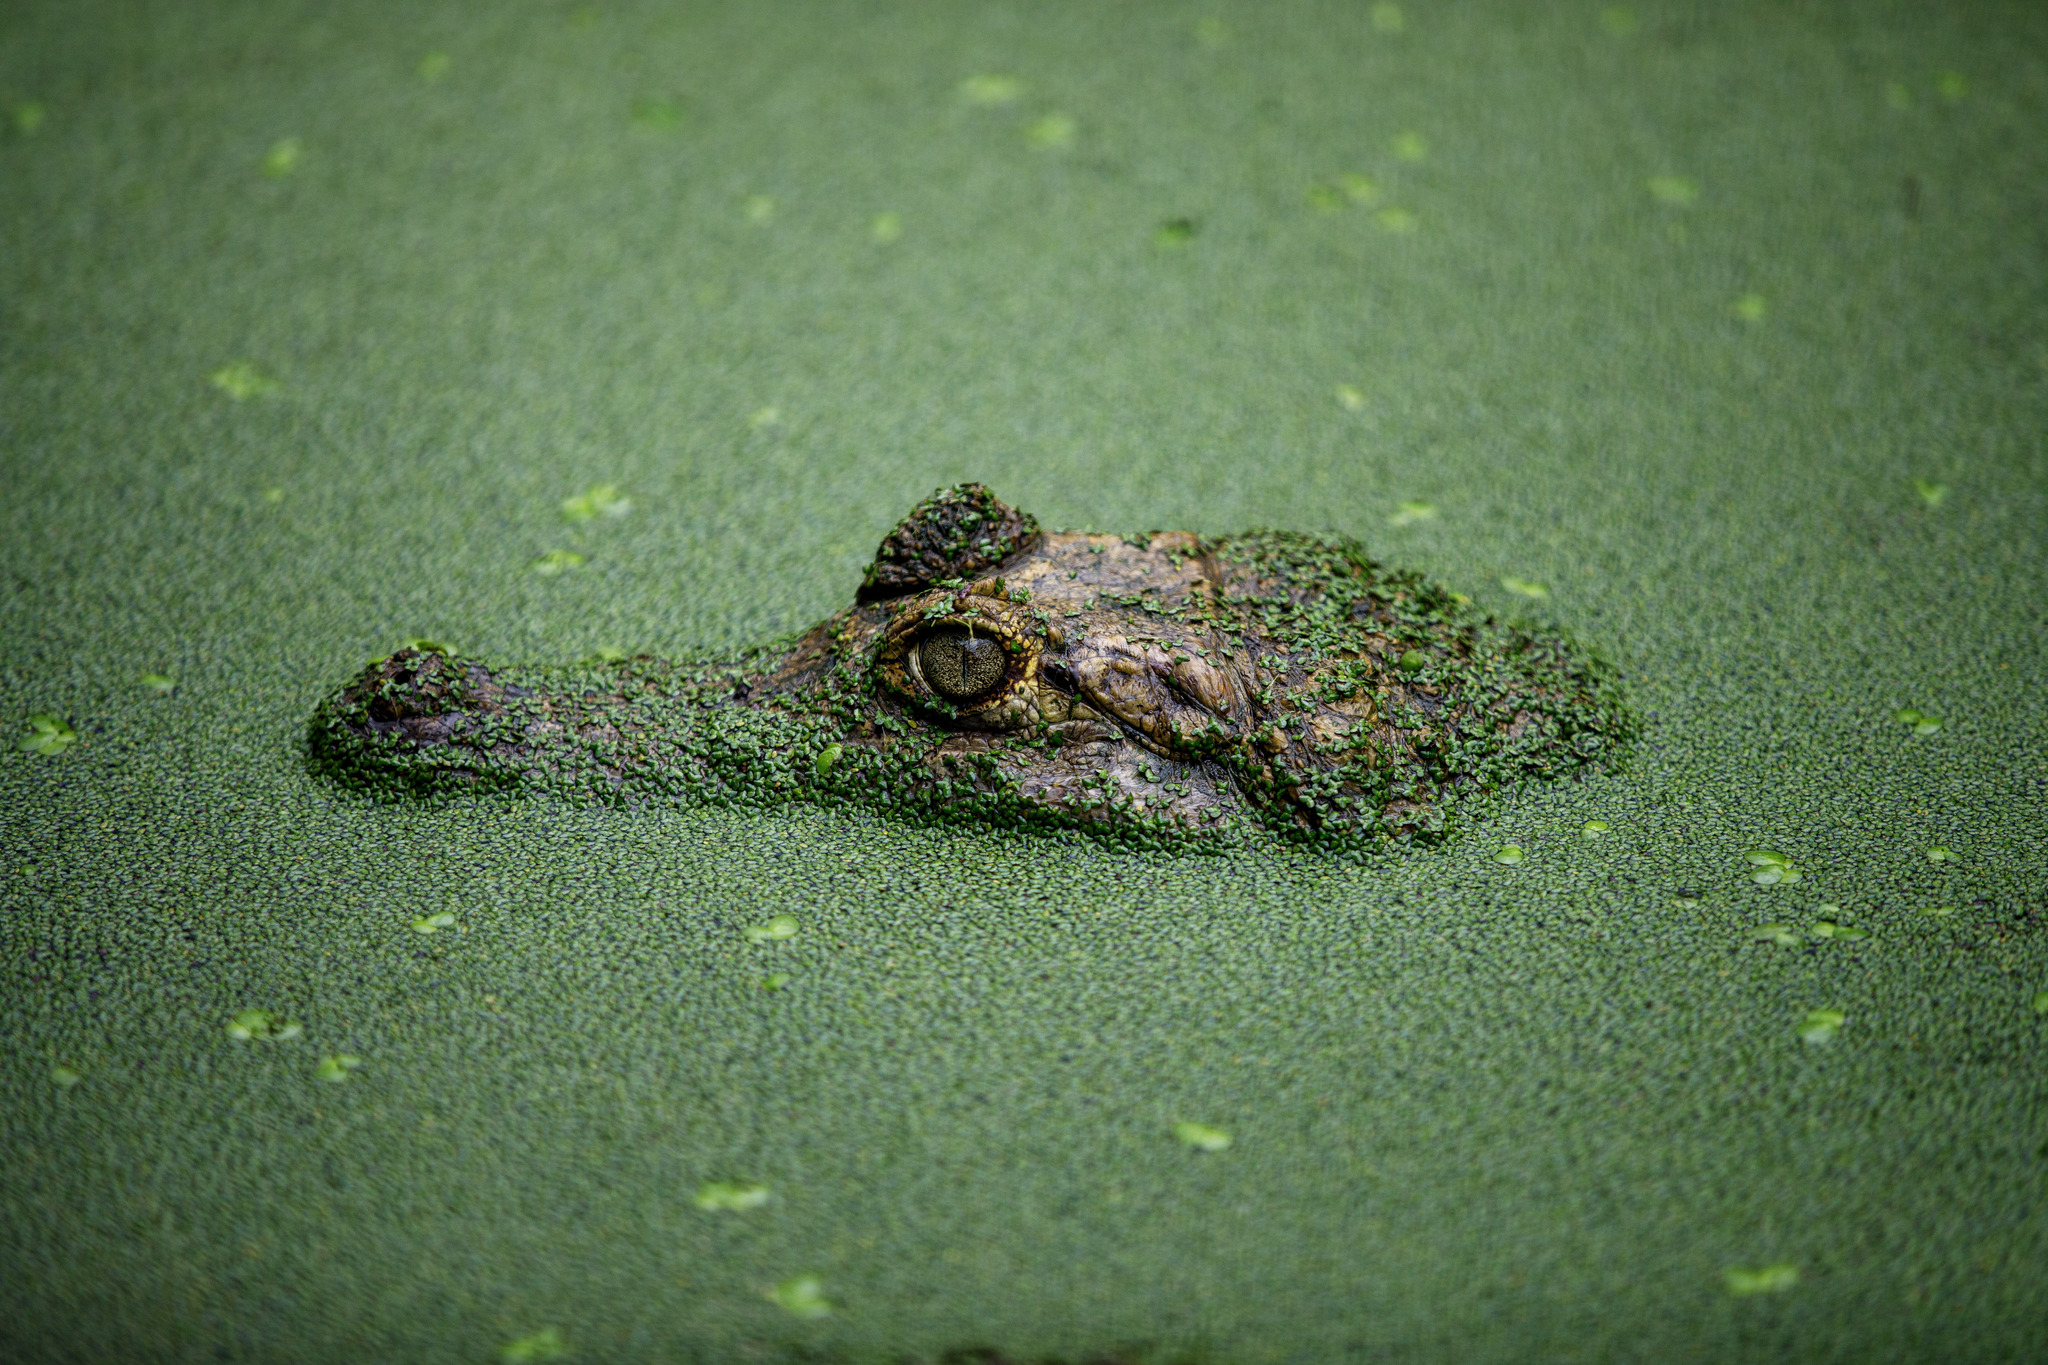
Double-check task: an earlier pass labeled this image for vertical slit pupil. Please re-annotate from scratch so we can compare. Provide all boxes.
[921,632,1007,699]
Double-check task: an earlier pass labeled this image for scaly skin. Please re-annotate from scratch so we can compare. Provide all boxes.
[308,485,1633,854]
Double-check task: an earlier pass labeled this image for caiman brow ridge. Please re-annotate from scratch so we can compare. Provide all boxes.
[308,486,1636,854]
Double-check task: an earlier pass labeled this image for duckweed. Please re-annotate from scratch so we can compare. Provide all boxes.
[694,1181,771,1211]
[958,74,1023,106]
[1026,113,1076,149]
[561,484,630,523]
[744,915,800,944]
[1600,7,1638,36]
[1733,293,1767,322]
[1390,132,1428,163]
[1371,3,1404,33]
[1798,1009,1845,1045]
[1809,920,1868,942]
[1374,207,1417,233]
[1388,500,1436,525]
[1194,18,1230,50]
[1725,1263,1800,1296]
[1335,384,1366,411]
[1500,578,1548,598]
[17,714,77,756]
[316,1054,363,1083]
[531,551,585,575]
[1494,846,1525,865]
[745,195,776,224]
[417,51,450,82]
[411,912,456,934]
[210,363,277,401]
[50,1065,82,1089]
[1886,81,1914,111]
[1913,478,1949,508]
[499,1328,566,1363]
[748,406,782,429]
[814,744,842,778]
[1745,850,1802,885]
[1175,1121,1232,1152]
[1926,846,1955,863]
[140,673,176,695]
[1338,173,1379,203]
[262,138,302,177]
[1153,218,1197,248]
[1753,924,1801,946]
[226,1009,301,1042]
[11,101,46,133]
[1647,176,1698,207]
[1581,820,1610,836]
[2033,991,2048,1015]
[629,98,681,131]
[1893,707,1942,735]
[870,212,902,243]
[1935,70,1967,102]
[1920,906,1957,918]
[772,1276,832,1319]
[759,972,792,991]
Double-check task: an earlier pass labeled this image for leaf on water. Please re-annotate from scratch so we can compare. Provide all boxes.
[1745,850,1801,885]
[141,674,176,695]
[1919,905,1956,918]
[1389,131,1428,162]
[316,1054,363,1083]
[1153,217,1197,248]
[262,138,302,177]
[1935,70,1967,102]
[12,101,47,133]
[772,1276,832,1318]
[1494,845,1525,865]
[1389,499,1437,526]
[2032,990,2048,1015]
[499,1328,566,1363]
[744,914,800,944]
[1500,577,1549,598]
[1646,175,1698,207]
[1752,924,1800,946]
[1373,207,1417,233]
[1581,819,1611,836]
[629,97,681,131]
[1733,293,1767,322]
[418,52,450,82]
[1332,385,1367,412]
[748,405,782,429]
[210,362,278,401]
[18,714,77,756]
[1809,920,1867,941]
[745,195,776,224]
[561,484,631,523]
[1913,478,1949,507]
[226,1008,302,1042]
[531,550,585,575]
[1798,1009,1844,1044]
[871,212,903,243]
[758,972,792,991]
[694,1180,771,1211]
[1725,1263,1799,1296]
[814,744,842,777]
[1174,1121,1232,1151]
[1371,3,1405,33]
[1926,846,1955,863]
[580,647,627,664]
[50,1065,82,1089]
[958,74,1024,106]
[1026,113,1076,149]
[412,912,456,934]
[1339,173,1379,203]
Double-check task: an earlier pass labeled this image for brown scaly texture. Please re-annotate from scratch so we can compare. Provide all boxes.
[309,487,1634,856]
[856,482,1043,603]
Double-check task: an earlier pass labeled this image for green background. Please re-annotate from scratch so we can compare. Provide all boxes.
[3,1,2044,1360]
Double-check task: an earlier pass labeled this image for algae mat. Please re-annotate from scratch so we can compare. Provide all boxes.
[3,1,2045,1360]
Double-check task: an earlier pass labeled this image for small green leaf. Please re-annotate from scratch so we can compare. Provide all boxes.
[1025,113,1076,149]
[1752,924,1801,946]
[1798,1009,1844,1045]
[1152,217,1197,248]
[1920,905,1956,918]
[870,212,902,243]
[411,912,456,934]
[418,51,451,82]
[531,550,586,575]
[1934,70,1967,102]
[1926,846,1955,863]
[499,1327,566,1363]
[1338,173,1379,203]
[262,137,302,177]
[1599,8,1638,37]
[50,1065,83,1089]
[1745,850,1801,885]
[1174,1121,1232,1152]
[1809,921,1868,942]
[1398,649,1428,673]
[1647,175,1698,207]
[629,97,681,131]
[744,914,800,944]
[1389,131,1428,163]
[140,673,177,695]
[1581,819,1611,837]
[12,101,47,133]
[694,1180,771,1211]
[1913,477,1949,507]
[1373,206,1417,233]
[1732,293,1767,322]
[18,714,77,756]
[1500,577,1549,598]
[1494,845,1525,865]
[1744,849,1789,867]
[1194,17,1230,49]
[225,1009,302,1042]
[1306,181,1344,213]
[210,362,278,400]
[758,972,792,991]
[561,484,631,523]
[1335,384,1367,411]
[316,1054,363,1083]
[2032,990,2048,1015]
[1893,707,1941,735]
[1725,1263,1799,1296]
[958,74,1024,106]
[814,744,842,778]
[772,1275,832,1319]
[1370,3,1404,33]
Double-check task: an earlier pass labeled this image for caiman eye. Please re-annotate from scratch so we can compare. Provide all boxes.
[918,629,1007,700]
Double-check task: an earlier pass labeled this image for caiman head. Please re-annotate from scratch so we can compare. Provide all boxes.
[310,484,1631,853]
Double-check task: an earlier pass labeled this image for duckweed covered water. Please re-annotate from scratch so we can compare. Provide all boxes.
[2,1,2044,1362]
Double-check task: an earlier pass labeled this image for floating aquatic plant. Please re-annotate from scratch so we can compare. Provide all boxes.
[17,714,76,756]
[695,1181,771,1211]
[1581,819,1610,837]
[1390,132,1428,162]
[1913,478,1949,507]
[1646,175,1697,206]
[871,212,902,243]
[418,51,450,81]
[745,195,775,224]
[210,362,277,400]
[561,484,630,523]
[262,138,302,177]
[11,101,46,133]
[531,550,585,575]
[1925,846,1955,863]
[411,912,456,934]
[140,673,176,695]
[1371,3,1405,33]
[1732,293,1767,322]
[1744,850,1802,885]
[1335,385,1366,411]
[1808,920,1867,942]
[745,915,800,944]
[1388,500,1436,526]
[1798,1009,1844,1045]
[1600,8,1638,36]
[1752,924,1800,946]
[958,74,1023,106]
[316,1054,363,1083]
[758,972,792,991]
[814,744,842,777]
[499,1328,565,1363]
[2033,990,2048,1015]
[1153,218,1197,248]
[1494,845,1525,865]
[1374,207,1417,233]
[1026,113,1076,149]
[1175,1121,1232,1151]
[772,1276,832,1318]
[50,1065,82,1089]
[1500,577,1548,598]
[226,1009,301,1042]
[1892,707,1941,735]
[629,98,681,131]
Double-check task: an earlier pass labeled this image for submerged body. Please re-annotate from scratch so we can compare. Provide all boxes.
[311,485,1631,853]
